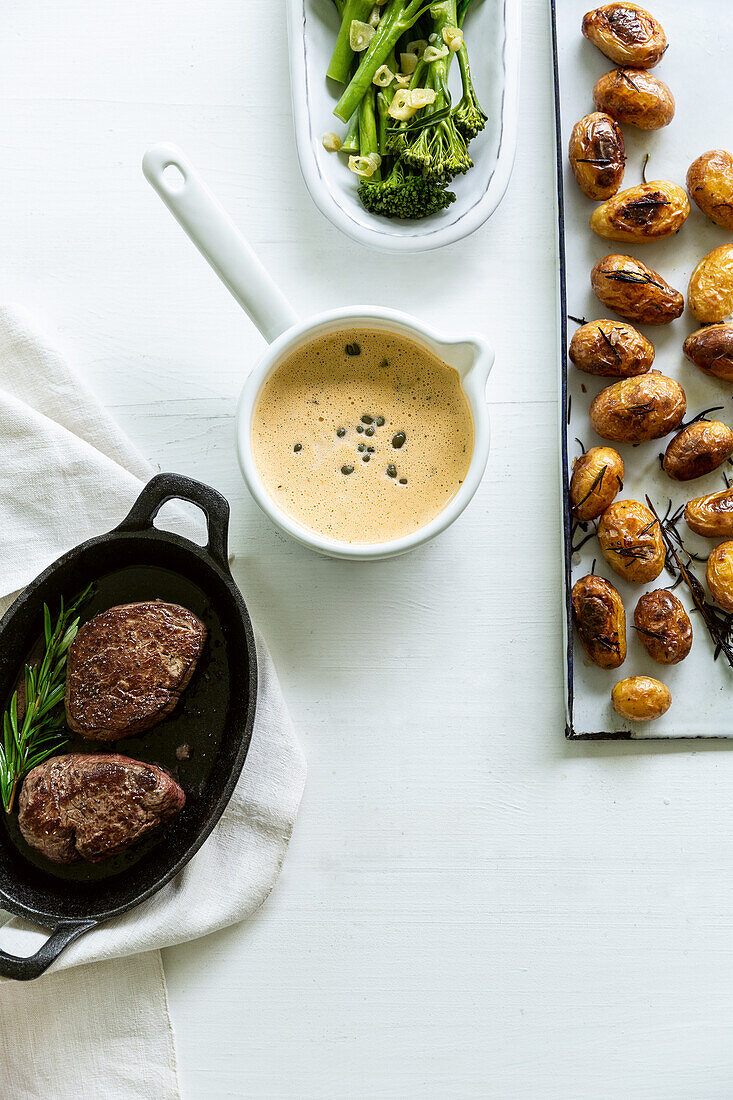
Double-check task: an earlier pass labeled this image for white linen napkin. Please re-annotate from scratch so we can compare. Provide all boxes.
[0,307,307,1098]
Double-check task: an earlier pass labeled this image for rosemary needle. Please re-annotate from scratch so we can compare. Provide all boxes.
[0,584,92,813]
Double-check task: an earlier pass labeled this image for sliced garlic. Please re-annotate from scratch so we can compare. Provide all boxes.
[394,73,411,86]
[388,87,417,121]
[423,44,449,62]
[350,20,375,51]
[373,64,394,87]
[406,38,427,58]
[322,132,342,152]
[368,5,381,27]
[348,153,382,178]
[400,51,418,75]
[442,26,464,51]
[407,88,436,109]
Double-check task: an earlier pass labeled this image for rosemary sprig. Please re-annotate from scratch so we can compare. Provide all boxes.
[0,585,92,813]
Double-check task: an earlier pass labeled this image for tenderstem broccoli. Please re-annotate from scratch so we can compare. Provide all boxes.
[334,0,434,122]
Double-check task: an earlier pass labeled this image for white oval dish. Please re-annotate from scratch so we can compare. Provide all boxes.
[287,0,522,253]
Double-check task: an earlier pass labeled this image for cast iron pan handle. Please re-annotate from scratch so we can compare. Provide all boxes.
[116,472,231,573]
[0,919,98,981]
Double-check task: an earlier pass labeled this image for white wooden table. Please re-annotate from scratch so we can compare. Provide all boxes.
[4,1,733,1095]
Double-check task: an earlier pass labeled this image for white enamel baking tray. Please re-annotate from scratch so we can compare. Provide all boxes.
[552,0,733,738]
[287,0,521,253]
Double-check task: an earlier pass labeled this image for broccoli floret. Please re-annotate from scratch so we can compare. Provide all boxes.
[358,161,456,219]
[453,44,487,141]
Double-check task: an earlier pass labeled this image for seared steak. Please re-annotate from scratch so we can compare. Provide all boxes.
[65,601,206,741]
[18,753,185,864]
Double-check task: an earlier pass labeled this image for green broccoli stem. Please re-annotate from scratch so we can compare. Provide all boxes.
[341,107,361,154]
[358,87,382,181]
[334,0,433,123]
[328,0,375,83]
[332,0,346,15]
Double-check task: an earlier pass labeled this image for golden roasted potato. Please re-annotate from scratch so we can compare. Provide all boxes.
[591,254,684,324]
[570,446,625,520]
[684,486,733,537]
[634,589,692,664]
[688,245,733,324]
[706,540,733,611]
[590,181,689,243]
[589,371,686,443]
[597,499,665,582]
[593,68,674,130]
[662,420,733,482]
[569,319,654,377]
[568,112,626,200]
[687,150,733,233]
[571,573,627,669]
[611,675,671,721]
[582,4,667,68]
[683,324,733,384]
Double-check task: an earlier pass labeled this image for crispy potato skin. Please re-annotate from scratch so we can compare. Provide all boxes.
[706,541,733,612]
[597,499,665,583]
[683,324,733,383]
[589,371,686,443]
[662,421,733,482]
[685,486,733,537]
[688,245,733,323]
[593,68,674,130]
[634,590,692,664]
[582,4,667,68]
[611,675,671,721]
[569,112,626,200]
[590,181,689,243]
[570,446,625,520]
[687,150,733,232]
[571,574,627,669]
[569,319,654,377]
[591,254,684,324]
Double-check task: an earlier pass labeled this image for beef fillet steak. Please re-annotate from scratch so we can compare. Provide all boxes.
[65,601,206,741]
[18,753,185,864]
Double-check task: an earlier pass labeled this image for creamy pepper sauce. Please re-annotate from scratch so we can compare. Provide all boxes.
[251,328,474,544]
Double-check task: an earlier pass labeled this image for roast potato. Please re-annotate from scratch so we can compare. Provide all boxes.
[568,112,626,200]
[597,499,665,583]
[571,574,627,669]
[582,4,667,68]
[684,486,733,537]
[688,245,733,324]
[591,254,684,324]
[633,589,692,664]
[706,540,733,611]
[570,446,625,520]
[569,319,654,377]
[662,420,733,482]
[593,68,674,130]
[590,181,689,244]
[611,675,671,721]
[683,324,733,384]
[687,150,733,233]
[589,371,686,443]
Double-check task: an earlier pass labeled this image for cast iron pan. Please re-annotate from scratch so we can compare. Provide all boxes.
[0,472,257,980]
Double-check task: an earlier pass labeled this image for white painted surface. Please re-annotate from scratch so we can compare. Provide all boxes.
[2,0,733,1096]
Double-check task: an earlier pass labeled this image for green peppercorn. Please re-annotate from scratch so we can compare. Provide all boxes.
[386,465,397,478]
[361,415,373,425]
[293,443,302,453]
[365,427,375,437]
[392,432,406,449]
[336,428,346,438]
[375,416,385,427]
[357,444,366,452]
[341,465,354,475]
